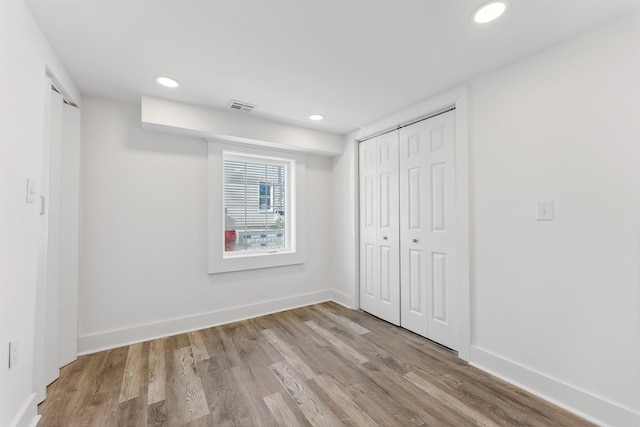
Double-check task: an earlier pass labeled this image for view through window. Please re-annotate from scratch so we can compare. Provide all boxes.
[223,155,287,253]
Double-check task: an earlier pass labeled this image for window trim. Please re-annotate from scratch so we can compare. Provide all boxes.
[208,140,306,274]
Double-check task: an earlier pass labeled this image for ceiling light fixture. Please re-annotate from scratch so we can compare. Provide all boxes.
[472,1,507,24]
[156,76,179,88]
[309,114,324,121]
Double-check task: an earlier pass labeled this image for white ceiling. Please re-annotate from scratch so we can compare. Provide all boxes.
[26,0,640,135]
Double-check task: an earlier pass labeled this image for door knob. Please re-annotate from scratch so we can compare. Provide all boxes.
[412,238,418,243]
[382,236,388,240]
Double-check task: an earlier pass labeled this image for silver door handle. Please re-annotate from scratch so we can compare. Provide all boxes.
[412,238,418,243]
[40,195,45,215]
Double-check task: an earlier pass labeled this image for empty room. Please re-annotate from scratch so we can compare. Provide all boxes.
[2,0,639,426]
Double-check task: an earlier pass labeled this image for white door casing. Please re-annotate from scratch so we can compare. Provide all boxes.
[399,110,458,350]
[359,131,400,325]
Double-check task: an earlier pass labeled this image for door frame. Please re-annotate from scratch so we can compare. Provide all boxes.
[353,85,470,361]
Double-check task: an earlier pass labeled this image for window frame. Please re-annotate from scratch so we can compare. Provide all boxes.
[208,140,306,274]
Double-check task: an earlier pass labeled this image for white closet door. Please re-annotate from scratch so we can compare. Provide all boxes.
[34,81,80,403]
[359,138,378,317]
[43,86,64,386]
[359,131,400,325]
[399,110,458,350]
[58,101,80,368]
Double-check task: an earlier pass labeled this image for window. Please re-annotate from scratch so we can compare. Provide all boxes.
[208,141,305,273]
[223,155,287,253]
[258,182,275,212]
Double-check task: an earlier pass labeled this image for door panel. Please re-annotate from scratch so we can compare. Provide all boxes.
[379,173,391,228]
[359,139,378,315]
[44,87,63,387]
[400,110,458,350]
[376,131,399,324]
[431,163,446,231]
[409,249,422,314]
[432,252,447,322]
[35,82,80,403]
[359,131,400,325]
[380,246,391,302]
[408,167,421,229]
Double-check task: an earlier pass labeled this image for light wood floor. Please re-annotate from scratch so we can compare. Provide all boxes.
[38,302,592,426]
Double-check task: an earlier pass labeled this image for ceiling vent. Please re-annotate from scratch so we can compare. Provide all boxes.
[226,99,256,113]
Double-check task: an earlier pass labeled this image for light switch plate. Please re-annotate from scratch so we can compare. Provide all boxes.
[26,179,36,203]
[536,200,554,221]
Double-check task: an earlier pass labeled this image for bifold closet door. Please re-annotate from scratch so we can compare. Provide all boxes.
[399,110,458,351]
[359,131,400,325]
[34,80,80,403]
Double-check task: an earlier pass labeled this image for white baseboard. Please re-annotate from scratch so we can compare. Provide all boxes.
[470,346,639,427]
[78,290,332,355]
[10,393,39,427]
[330,290,354,308]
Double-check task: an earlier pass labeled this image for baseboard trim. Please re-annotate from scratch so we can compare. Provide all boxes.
[470,346,639,427]
[330,290,354,308]
[10,393,38,427]
[78,290,332,355]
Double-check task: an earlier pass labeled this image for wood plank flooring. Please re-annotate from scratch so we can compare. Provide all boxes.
[38,302,593,426]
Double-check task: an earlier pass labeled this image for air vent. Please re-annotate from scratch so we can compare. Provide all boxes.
[226,100,257,113]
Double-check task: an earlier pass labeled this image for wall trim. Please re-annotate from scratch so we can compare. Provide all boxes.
[470,346,639,427]
[9,393,39,427]
[78,290,332,355]
[330,290,354,309]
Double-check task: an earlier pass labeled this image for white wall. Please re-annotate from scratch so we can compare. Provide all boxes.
[0,1,80,426]
[78,97,333,352]
[334,11,640,426]
[329,133,359,307]
[469,11,640,424]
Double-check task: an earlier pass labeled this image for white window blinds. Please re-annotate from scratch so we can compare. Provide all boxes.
[223,157,286,252]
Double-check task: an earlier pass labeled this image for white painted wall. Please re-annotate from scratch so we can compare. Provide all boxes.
[78,97,333,353]
[329,133,359,308]
[334,11,640,427]
[469,11,640,424]
[3,2,638,426]
[0,1,80,426]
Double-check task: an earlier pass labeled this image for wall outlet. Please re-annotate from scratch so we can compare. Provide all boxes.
[9,338,18,369]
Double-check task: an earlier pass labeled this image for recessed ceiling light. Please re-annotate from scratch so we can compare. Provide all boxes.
[309,114,324,121]
[156,76,179,88]
[472,1,507,24]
